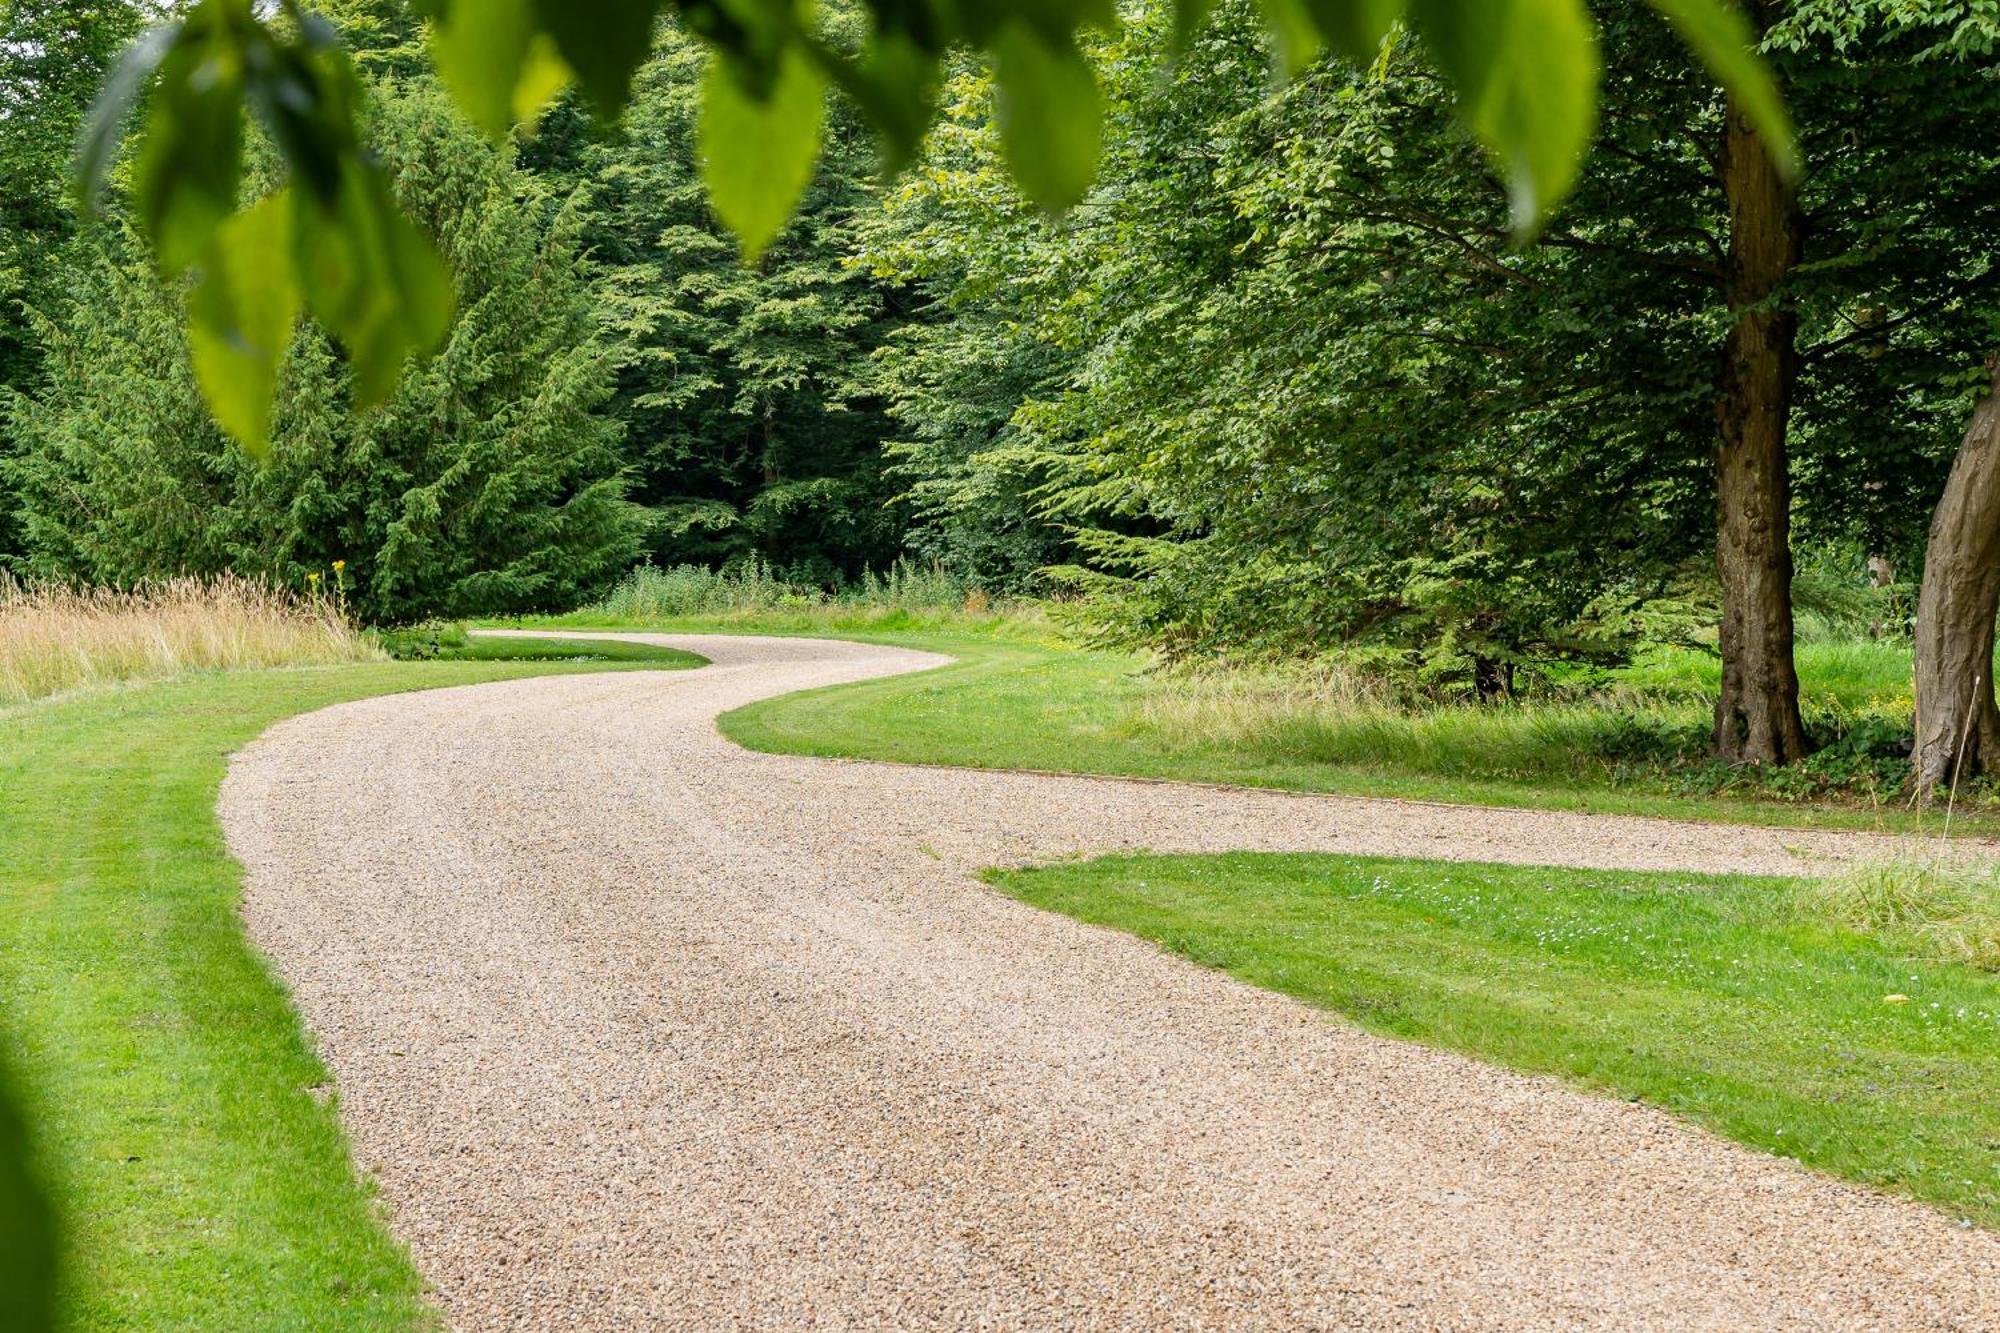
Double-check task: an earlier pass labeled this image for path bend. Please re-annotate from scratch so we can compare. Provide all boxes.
[219,632,2000,1330]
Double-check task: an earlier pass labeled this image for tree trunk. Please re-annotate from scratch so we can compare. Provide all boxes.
[1712,79,1809,766]
[1912,359,2000,797]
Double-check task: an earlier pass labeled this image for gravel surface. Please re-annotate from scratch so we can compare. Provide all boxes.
[220,632,2000,1330]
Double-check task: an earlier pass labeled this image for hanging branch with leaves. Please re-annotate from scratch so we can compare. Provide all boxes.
[80,0,1794,452]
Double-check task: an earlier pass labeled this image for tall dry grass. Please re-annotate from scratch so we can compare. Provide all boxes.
[1795,857,2000,972]
[1128,662,1711,783]
[0,574,379,706]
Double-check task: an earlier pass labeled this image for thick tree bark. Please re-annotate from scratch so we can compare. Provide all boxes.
[1712,84,1809,766]
[1912,360,2000,797]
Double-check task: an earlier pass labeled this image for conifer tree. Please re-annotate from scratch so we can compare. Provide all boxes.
[537,22,907,584]
[6,81,640,623]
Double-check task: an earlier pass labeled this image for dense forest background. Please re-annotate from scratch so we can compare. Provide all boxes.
[3,0,1997,692]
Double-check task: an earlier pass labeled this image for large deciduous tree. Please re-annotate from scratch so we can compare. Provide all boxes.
[1711,1,1808,764]
[868,0,2000,722]
[872,7,1723,682]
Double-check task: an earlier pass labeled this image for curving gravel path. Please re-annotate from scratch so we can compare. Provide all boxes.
[220,632,2000,1330]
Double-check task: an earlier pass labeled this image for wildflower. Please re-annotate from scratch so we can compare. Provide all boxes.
[332,560,347,573]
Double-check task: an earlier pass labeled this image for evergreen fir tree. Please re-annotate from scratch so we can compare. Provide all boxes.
[541,21,908,584]
[6,81,641,623]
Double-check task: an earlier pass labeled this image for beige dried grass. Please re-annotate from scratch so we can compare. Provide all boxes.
[0,573,379,706]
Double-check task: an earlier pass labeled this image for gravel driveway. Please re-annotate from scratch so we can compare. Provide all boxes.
[220,632,2000,1329]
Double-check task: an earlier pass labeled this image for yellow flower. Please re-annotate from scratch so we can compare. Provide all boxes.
[1883,994,1911,1005]
[332,560,347,572]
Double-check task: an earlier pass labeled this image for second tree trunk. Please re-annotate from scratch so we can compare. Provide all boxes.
[1912,360,2000,797]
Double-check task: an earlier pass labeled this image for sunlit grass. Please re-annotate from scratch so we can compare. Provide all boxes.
[711,632,1980,834]
[993,851,2000,1227]
[0,658,662,1328]
[0,575,376,707]
[1799,859,2000,972]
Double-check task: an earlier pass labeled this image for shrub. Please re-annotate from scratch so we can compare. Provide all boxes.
[590,559,976,620]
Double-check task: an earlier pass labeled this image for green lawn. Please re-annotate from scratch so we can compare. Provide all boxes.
[0,654,695,1329]
[992,851,2000,1227]
[375,626,706,666]
[691,626,1997,838]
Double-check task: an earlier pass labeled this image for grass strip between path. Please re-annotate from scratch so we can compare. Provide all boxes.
[0,654,696,1329]
[990,851,2000,1228]
[708,630,2000,838]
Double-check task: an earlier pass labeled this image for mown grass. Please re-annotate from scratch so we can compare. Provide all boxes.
[697,629,1996,837]
[991,851,2000,1227]
[376,622,705,667]
[0,657,691,1329]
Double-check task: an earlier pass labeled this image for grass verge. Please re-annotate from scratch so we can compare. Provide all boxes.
[698,629,1998,838]
[990,851,2000,1227]
[377,623,705,666]
[0,653,695,1329]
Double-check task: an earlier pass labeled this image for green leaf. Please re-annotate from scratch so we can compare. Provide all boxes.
[530,0,663,117]
[1170,0,1218,51]
[0,1053,56,1333]
[243,29,359,210]
[700,47,827,260]
[815,27,939,175]
[429,0,570,138]
[1647,0,1797,177]
[186,192,303,455]
[1256,0,1327,73]
[1409,0,1599,237]
[1302,0,1408,62]
[989,27,1104,214]
[74,22,177,210]
[134,4,247,274]
[294,164,455,408]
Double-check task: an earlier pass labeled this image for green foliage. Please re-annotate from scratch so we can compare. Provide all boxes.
[542,23,907,583]
[867,0,2000,686]
[7,81,640,624]
[87,0,1791,443]
[871,6,1715,679]
[584,559,972,619]
[81,0,457,450]
[699,42,827,259]
[0,0,143,560]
